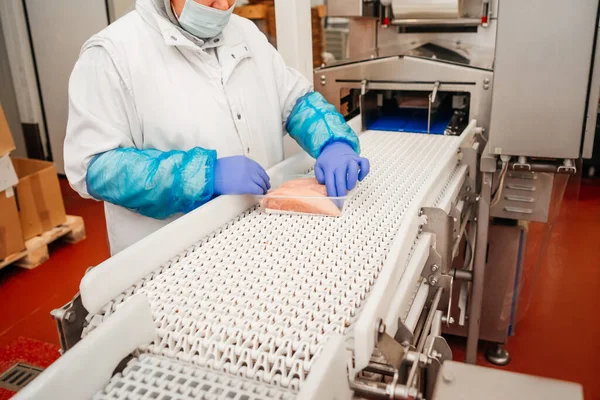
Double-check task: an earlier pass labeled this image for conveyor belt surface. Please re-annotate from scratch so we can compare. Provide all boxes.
[82,130,464,397]
[93,354,294,400]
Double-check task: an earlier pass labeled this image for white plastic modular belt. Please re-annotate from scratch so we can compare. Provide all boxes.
[93,354,295,400]
[83,131,463,396]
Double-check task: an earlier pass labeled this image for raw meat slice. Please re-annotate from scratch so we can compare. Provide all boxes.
[262,186,341,217]
[279,177,327,196]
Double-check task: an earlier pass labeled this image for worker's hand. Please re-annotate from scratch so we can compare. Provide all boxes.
[213,156,271,196]
[315,142,370,197]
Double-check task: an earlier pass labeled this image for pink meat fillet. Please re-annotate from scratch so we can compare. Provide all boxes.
[279,177,327,196]
[263,179,340,216]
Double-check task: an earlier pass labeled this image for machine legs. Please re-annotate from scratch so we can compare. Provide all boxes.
[485,344,511,366]
[465,172,492,364]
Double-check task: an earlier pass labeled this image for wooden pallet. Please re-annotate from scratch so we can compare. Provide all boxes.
[0,215,86,270]
[233,3,269,20]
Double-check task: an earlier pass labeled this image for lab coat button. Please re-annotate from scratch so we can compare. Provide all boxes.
[237,114,242,120]
[171,36,177,41]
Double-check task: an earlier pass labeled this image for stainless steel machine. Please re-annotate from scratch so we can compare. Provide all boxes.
[317,0,599,363]
[13,0,597,399]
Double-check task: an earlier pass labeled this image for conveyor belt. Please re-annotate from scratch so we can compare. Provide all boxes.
[93,354,295,400]
[79,130,464,399]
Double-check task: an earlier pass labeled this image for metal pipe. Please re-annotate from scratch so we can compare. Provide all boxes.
[411,310,427,347]
[350,380,389,399]
[364,362,396,377]
[416,287,443,353]
[405,287,443,389]
[351,379,421,400]
[393,385,421,399]
[497,160,577,175]
[466,172,492,363]
[405,354,420,393]
[451,268,473,282]
[425,311,444,357]
[465,221,477,272]
[391,17,481,27]
[430,310,443,339]
[427,94,432,134]
[404,351,421,364]
[451,204,474,259]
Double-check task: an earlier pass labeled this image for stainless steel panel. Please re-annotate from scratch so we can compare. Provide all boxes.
[347,19,378,59]
[583,21,600,159]
[25,0,108,173]
[445,224,525,344]
[327,0,363,17]
[315,56,494,132]
[376,6,498,63]
[391,18,481,27]
[390,0,484,19]
[488,0,599,159]
[323,40,495,70]
[461,0,485,20]
[432,361,584,400]
[491,172,554,223]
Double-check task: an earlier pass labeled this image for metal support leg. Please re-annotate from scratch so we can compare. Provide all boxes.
[485,343,511,366]
[465,172,492,363]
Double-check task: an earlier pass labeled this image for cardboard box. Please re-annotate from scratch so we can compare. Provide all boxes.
[0,105,23,259]
[0,105,16,157]
[0,189,25,260]
[0,153,18,193]
[12,157,67,240]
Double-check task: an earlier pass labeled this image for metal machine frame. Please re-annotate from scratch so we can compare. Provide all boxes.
[321,0,595,364]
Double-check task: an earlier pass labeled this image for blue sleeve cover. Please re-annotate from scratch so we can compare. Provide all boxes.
[86,147,217,220]
[286,91,361,159]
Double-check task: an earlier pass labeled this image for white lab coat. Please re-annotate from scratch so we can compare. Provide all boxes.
[64,0,312,255]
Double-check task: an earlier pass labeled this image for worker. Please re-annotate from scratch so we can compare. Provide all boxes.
[64,0,370,255]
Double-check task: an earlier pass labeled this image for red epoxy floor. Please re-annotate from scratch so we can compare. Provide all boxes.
[0,177,599,398]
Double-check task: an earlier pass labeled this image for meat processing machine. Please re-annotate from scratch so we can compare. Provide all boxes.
[318,0,600,364]
[14,0,598,399]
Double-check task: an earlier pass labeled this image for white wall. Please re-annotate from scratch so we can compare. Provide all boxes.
[108,0,136,22]
[0,0,47,158]
[0,17,26,157]
[25,0,109,173]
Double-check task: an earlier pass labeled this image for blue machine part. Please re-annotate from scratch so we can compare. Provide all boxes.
[366,107,453,135]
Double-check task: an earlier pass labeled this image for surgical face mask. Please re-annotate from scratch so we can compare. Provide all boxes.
[177,0,234,39]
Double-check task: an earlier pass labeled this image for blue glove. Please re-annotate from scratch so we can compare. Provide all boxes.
[213,156,271,195]
[315,142,370,197]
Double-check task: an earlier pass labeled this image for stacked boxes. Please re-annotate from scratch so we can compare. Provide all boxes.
[0,104,67,262]
[0,105,24,259]
[12,157,67,240]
